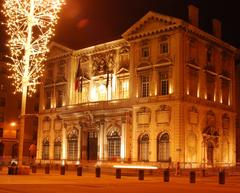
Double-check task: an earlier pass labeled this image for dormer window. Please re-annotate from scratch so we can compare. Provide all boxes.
[142,47,150,58]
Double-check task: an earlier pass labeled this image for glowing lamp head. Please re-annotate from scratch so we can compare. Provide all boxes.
[10,122,16,127]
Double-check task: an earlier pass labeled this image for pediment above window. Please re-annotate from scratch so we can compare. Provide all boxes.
[47,42,73,59]
[155,57,172,67]
[116,68,129,75]
[137,61,152,70]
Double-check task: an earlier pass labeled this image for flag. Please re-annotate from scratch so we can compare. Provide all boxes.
[106,70,109,89]
[75,59,82,92]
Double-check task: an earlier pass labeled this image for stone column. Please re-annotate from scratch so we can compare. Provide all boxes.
[98,120,104,160]
[77,125,81,161]
[120,116,127,161]
[150,138,157,162]
[61,122,67,160]
[49,118,54,160]
[36,116,43,160]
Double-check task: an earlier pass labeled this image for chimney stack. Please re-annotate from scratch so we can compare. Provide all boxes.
[212,19,222,39]
[188,4,199,27]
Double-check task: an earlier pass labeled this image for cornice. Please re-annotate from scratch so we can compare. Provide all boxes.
[74,39,129,56]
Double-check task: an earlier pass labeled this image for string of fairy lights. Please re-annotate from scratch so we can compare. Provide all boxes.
[2,0,65,96]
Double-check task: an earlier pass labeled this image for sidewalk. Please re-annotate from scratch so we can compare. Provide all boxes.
[0,166,240,193]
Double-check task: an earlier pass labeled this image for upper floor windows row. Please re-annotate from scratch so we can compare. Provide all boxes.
[44,86,66,110]
[139,67,170,98]
[187,66,230,106]
[45,59,66,85]
[187,38,232,77]
[141,36,169,59]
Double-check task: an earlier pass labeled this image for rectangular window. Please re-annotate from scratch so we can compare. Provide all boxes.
[158,71,169,95]
[206,74,215,101]
[160,42,169,54]
[0,97,6,107]
[0,128,3,138]
[221,79,230,105]
[119,78,129,99]
[56,89,64,108]
[0,112,4,122]
[140,75,150,97]
[142,47,150,58]
[189,68,199,97]
[56,60,65,82]
[45,90,52,109]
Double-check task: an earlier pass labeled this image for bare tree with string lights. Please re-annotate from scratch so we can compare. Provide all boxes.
[2,0,65,166]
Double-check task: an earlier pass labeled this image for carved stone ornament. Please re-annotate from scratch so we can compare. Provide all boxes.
[119,46,130,54]
[156,105,171,124]
[137,107,151,125]
[92,50,116,76]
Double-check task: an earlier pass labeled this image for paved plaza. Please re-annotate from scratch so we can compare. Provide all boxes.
[0,167,239,193]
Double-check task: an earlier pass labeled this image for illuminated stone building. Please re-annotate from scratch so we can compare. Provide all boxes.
[236,53,240,163]
[0,60,38,164]
[37,5,237,167]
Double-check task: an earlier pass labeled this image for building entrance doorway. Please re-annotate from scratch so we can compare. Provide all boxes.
[207,141,214,164]
[87,131,98,160]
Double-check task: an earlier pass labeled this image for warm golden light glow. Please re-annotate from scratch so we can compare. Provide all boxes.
[113,165,158,169]
[169,83,173,94]
[2,0,64,166]
[2,0,64,96]
[10,122,16,127]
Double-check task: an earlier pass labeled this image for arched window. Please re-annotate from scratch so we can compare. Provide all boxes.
[54,137,61,160]
[107,129,121,159]
[67,130,78,161]
[157,133,170,162]
[139,134,149,161]
[42,138,49,160]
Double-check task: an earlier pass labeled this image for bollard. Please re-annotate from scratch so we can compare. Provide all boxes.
[189,171,196,183]
[163,169,170,182]
[219,170,225,185]
[202,169,206,177]
[8,167,13,175]
[45,164,50,174]
[32,165,37,173]
[77,166,82,176]
[60,165,65,175]
[138,169,144,180]
[116,168,121,179]
[96,167,101,178]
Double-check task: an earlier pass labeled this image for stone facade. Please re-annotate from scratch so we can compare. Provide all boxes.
[37,8,237,168]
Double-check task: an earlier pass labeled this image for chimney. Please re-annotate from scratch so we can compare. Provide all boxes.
[188,4,199,27]
[212,19,222,39]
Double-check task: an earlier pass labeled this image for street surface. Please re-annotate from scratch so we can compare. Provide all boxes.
[0,167,239,193]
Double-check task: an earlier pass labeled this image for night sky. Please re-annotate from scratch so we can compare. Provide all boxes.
[0,0,239,53]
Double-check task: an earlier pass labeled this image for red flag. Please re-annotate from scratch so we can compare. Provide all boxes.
[75,59,82,91]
